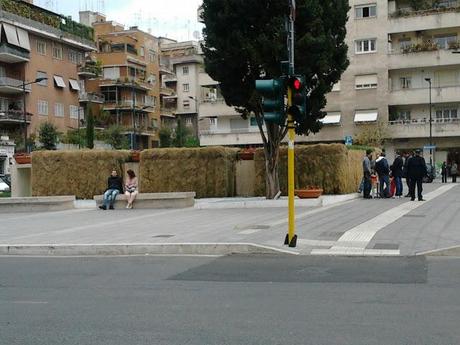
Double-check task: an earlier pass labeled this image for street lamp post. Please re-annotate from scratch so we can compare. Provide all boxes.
[22,77,48,153]
[424,78,433,165]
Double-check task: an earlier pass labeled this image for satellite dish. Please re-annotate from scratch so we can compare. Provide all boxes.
[193,30,201,40]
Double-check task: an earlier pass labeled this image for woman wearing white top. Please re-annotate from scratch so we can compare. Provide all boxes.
[124,169,138,209]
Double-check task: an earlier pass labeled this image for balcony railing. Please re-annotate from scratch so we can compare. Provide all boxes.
[79,92,105,103]
[0,42,30,62]
[104,100,155,109]
[389,1,460,18]
[0,110,30,123]
[389,118,460,125]
[0,77,31,92]
[200,127,260,135]
[78,64,101,77]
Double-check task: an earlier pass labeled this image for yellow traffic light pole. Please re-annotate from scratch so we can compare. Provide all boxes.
[286,86,297,247]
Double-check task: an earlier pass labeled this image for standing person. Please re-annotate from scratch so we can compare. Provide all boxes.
[391,151,404,198]
[451,161,458,183]
[99,170,123,210]
[362,149,373,199]
[441,161,448,183]
[375,152,391,198]
[403,152,413,197]
[124,169,138,209]
[407,149,427,201]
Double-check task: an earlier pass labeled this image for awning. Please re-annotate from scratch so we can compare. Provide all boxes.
[53,76,66,88]
[69,79,80,91]
[354,111,378,123]
[16,27,30,51]
[320,114,341,125]
[3,23,20,47]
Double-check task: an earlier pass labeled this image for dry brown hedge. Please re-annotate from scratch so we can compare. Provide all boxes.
[254,144,364,195]
[32,150,130,199]
[140,147,238,198]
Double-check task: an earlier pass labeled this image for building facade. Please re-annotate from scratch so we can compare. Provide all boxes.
[81,12,161,149]
[198,0,460,165]
[0,0,95,152]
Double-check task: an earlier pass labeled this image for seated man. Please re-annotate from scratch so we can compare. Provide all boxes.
[99,170,123,210]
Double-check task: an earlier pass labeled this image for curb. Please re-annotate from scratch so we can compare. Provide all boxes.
[417,245,460,257]
[0,243,299,257]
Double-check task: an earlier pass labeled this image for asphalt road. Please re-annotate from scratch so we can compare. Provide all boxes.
[1,255,460,345]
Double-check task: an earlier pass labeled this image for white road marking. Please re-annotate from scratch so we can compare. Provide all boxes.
[238,229,261,235]
[12,301,48,304]
[311,184,458,256]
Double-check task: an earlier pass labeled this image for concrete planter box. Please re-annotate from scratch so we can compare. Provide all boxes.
[0,196,76,213]
[94,192,196,209]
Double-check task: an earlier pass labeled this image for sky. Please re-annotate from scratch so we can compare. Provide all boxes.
[35,0,204,42]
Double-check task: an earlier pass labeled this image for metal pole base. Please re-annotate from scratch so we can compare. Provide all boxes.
[284,234,297,247]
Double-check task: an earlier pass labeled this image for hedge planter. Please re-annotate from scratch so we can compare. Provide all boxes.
[14,153,31,164]
[295,188,323,199]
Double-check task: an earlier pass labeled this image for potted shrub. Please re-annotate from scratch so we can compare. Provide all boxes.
[238,148,256,160]
[130,150,140,162]
[295,186,323,199]
[14,153,31,164]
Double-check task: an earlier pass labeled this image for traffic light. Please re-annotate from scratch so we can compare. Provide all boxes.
[288,75,307,123]
[255,78,286,125]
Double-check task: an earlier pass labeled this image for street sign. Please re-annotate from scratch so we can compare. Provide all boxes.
[423,145,436,150]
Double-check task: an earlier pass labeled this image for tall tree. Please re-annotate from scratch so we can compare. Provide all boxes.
[202,0,349,198]
[86,107,94,149]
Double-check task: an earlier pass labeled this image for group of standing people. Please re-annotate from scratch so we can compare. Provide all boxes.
[441,161,459,183]
[362,149,428,201]
[98,169,138,210]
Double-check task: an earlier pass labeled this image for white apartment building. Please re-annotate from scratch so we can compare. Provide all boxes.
[199,0,460,164]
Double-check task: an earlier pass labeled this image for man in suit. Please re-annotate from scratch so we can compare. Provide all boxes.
[407,149,428,201]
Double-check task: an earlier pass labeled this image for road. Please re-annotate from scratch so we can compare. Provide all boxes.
[1,255,459,345]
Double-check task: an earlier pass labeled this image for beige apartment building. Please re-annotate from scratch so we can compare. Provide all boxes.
[81,12,161,149]
[199,0,460,165]
[0,0,95,153]
[159,40,203,138]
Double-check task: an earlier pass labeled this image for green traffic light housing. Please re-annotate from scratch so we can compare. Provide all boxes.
[288,75,307,123]
[255,78,286,125]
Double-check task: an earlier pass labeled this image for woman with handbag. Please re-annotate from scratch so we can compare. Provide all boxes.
[124,169,138,209]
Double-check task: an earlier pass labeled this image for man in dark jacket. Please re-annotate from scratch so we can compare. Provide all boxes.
[99,170,123,210]
[403,152,412,197]
[391,152,404,198]
[375,152,390,198]
[362,149,373,199]
[407,149,427,201]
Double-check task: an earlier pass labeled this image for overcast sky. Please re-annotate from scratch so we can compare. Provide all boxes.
[35,0,204,42]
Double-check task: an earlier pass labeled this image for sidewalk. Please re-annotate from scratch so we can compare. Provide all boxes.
[1,183,459,257]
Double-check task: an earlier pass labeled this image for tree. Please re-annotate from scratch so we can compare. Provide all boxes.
[202,0,349,198]
[353,122,388,148]
[172,119,190,147]
[86,107,94,149]
[159,127,172,148]
[104,124,129,149]
[38,122,59,150]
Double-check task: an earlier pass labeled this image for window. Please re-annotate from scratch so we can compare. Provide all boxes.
[396,110,411,121]
[147,74,156,85]
[185,117,192,126]
[54,103,64,117]
[183,66,189,75]
[37,40,46,55]
[151,118,158,128]
[68,49,79,64]
[183,83,190,92]
[355,74,378,89]
[36,71,48,86]
[399,38,412,51]
[400,77,412,89]
[102,87,117,102]
[38,100,48,116]
[53,75,66,88]
[436,108,458,120]
[69,105,80,119]
[183,100,190,108]
[103,67,120,80]
[434,34,457,49]
[149,50,156,63]
[140,46,145,57]
[355,4,377,18]
[355,39,377,54]
[209,117,217,127]
[52,43,63,60]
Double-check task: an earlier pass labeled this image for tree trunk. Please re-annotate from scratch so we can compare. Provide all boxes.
[264,147,280,199]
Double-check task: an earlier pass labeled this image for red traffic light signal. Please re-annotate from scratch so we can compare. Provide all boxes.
[289,76,303,91]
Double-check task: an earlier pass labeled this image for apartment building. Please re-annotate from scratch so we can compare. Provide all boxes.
[198,0,460,164]
[81,12,161,149]
[0,0,95,152]
[159,40,203,138]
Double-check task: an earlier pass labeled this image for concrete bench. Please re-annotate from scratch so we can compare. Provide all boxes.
[0,196,76,213]
[93,192,196,209]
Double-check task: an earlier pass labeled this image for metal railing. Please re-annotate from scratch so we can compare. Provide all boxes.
[0,42,30,60]
[79,92,105,103]
[389,1,460,18]
[200,127,260,135]
[0,110,31,123]
[0,77,31,91]
[389,118,460,125]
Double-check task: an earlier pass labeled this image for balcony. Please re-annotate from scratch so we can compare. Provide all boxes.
[200,127,263,146]
[160,108,175,118]
[79,92,105,104]
[0,77,31,94]
[78,64,101,78]
[199,98,239,117]
[0,110,31,124]
[388,48,460,70]
[389,85,460,105]
[99,79,152,91]
[163,74,177,83]
[389,3,460,33]
[0,42,30,63]
[160,86,176,96]
[388,118,460,139]
[103,100,154,110]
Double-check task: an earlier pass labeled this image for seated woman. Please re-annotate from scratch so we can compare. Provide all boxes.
[124,169,138,209]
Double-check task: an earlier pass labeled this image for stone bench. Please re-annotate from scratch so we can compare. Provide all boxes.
[93,192,196,209]
[0,196,76,213]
